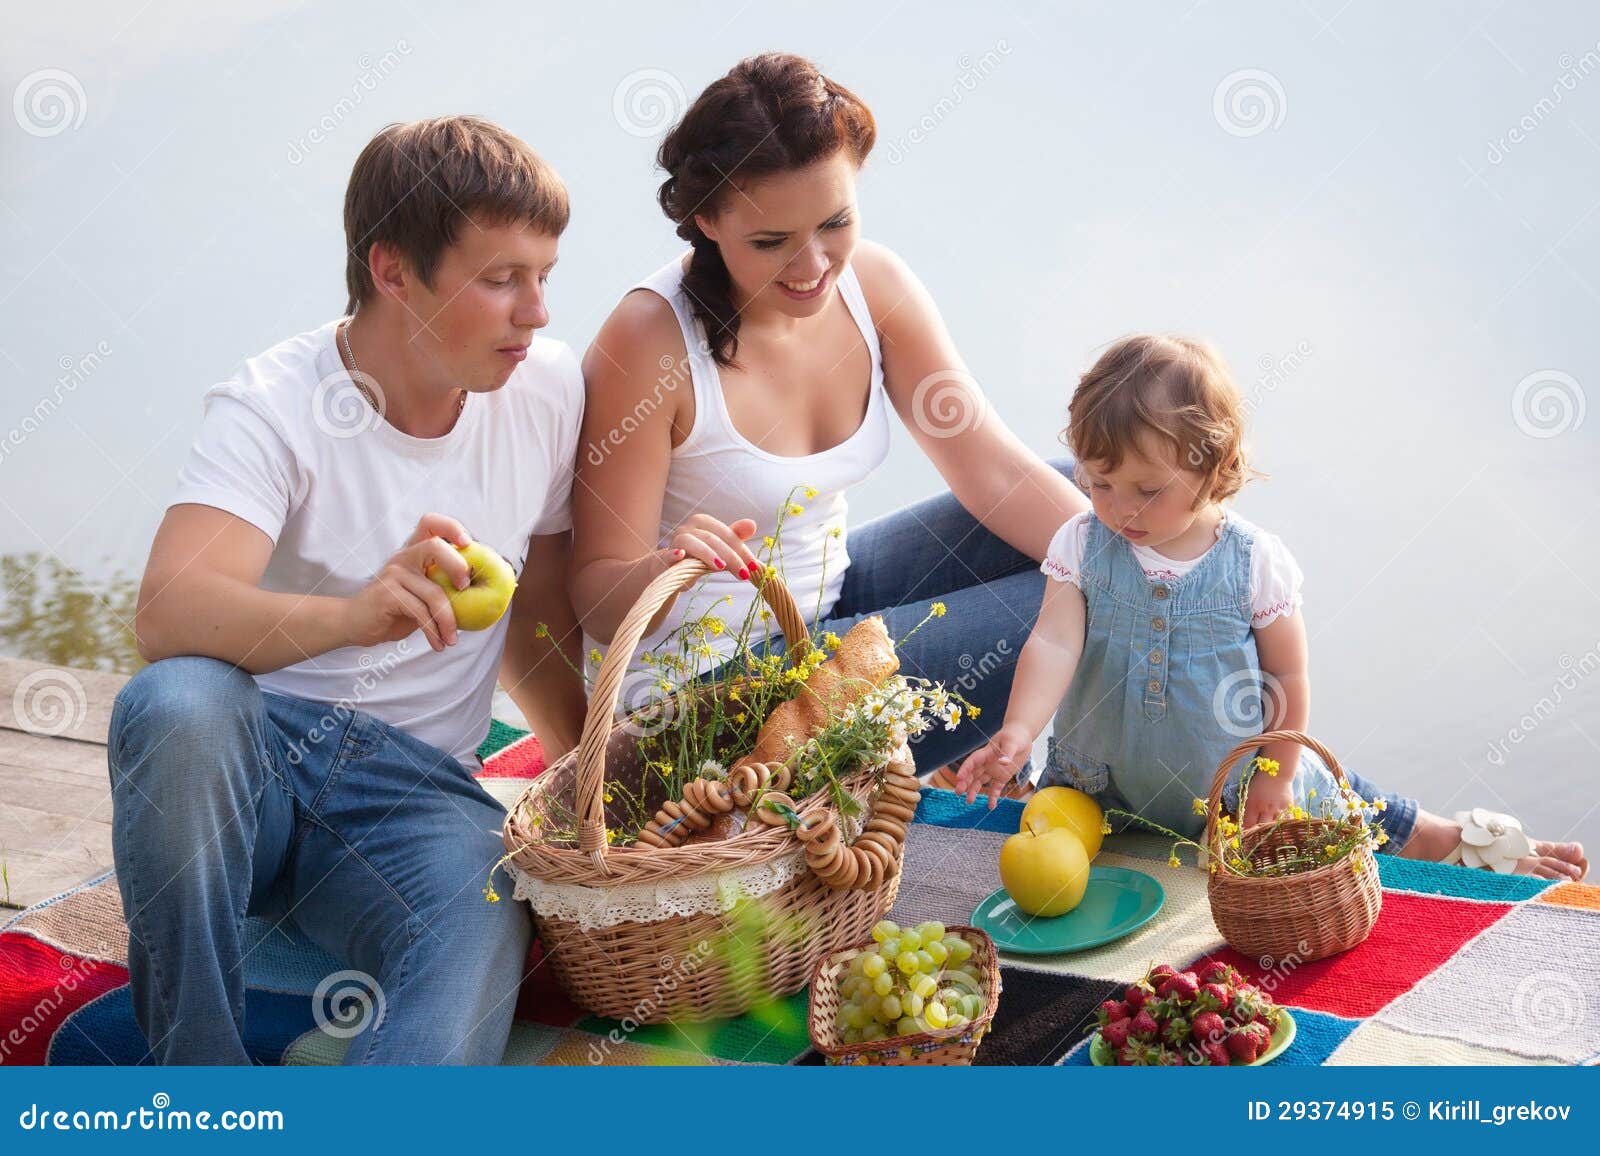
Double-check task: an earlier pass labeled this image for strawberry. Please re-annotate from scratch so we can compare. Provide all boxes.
[1165,971,1200,1002]
[1148,963,1178,983]
[1162,1015,1192,1047]
[1124,981,1154,1010]
[1097,999,1129,1025]
[1196,982,1232,1011]
[1202,1039,1233,1067]
[1198,961,1233,986]
[1192,1010,1226,1043]
[1117,1040,1157,1066]
[1157,1046,1186,1066]
[1225,1028,1260,1064]
[1131,1009,1160,1040]
[1101,1018,1132,1050]
[1231,989,1270,1025]
[1244,1021,1275,1052]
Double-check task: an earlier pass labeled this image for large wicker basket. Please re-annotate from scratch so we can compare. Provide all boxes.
[1205,730,1382,963]
[502,559,905,1022]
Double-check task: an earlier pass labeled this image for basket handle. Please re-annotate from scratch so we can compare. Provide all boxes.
[575,558,813,865]
[1204,730,1351,863]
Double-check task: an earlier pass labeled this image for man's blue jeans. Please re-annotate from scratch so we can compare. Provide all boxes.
[107,656,531,1064]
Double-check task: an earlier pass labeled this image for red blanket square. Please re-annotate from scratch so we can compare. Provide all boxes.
[1191,892,1513,1018]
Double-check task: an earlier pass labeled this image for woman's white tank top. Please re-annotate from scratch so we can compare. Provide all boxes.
[585,254,892,691]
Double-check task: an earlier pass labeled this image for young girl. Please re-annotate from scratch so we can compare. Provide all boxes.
[956,334,1415,844]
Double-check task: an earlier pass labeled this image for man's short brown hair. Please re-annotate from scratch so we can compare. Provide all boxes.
[343,116,569,312]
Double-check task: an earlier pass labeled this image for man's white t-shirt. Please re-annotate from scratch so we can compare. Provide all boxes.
[169,318,584,768]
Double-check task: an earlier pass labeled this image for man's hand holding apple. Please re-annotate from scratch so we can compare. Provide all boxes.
[346,513,474,653]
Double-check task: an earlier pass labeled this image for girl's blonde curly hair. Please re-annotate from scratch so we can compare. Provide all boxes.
[1065,334,1259,508]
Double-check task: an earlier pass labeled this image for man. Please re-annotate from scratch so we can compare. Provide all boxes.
[109,116,586,1064]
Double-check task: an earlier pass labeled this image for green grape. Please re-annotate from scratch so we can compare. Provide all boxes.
[946,936,974,962]
[861,1022,886,1041]
[917,921,946,942]
[946,1013,968,1030]
[910,973,937,999]
[872,972,895,997]
[871,920,899,943]
[879,994,902,1021]
[881,937,900,959]
[861,952,887,978]
[896,1016,921,1036]
[924,1000,949,1029]
[837,1003,865,1030]
[915,949,935,972]
[923,939,948,966]
[842,1026,863,1045]
[896,951,920,976]
[898,928,923,951]
[905,991,925,1018]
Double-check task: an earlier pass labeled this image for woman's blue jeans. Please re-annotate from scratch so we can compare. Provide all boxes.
[106,656,531,1065]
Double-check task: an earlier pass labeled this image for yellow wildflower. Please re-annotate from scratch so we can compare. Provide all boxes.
[1257,757,1280,777]
[966,705,982,720]
[727,687,741,703]
[803,485,819,499]
[1168,854,1182,868]
[589,648,603,665]
[823,631,842,650]
[759,609,772,622]
[603,791,613,803]
[1192,797,1208,816]
[1208,861,1220,875]
[788,504,805,516]
[735,712,747,723]
[830,526,843,539]
[482,883,501,904]
[606,830,618,845]
[930,602,947,617]
[534,622,549,638]
[763,536,775,549]
[704,616,726,637]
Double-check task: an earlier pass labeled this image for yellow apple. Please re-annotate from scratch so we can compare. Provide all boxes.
[428,541,517,631]
[1020,786,1104,859]
[999,825,1090,917]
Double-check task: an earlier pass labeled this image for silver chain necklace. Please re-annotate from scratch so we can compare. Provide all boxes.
[339,316,464,417]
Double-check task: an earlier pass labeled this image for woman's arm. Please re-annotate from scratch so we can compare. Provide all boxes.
[569,292,761,645]
[854,242,1090,562]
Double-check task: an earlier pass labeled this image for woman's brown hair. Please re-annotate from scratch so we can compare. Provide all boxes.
[656,54,876,368]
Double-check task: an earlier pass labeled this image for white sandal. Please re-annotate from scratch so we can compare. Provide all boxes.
[1444,808,1535,874]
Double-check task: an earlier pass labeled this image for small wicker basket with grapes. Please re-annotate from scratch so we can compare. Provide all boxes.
[807,922,1000,1065]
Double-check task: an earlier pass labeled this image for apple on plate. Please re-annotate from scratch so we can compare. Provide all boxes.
[428,541,517,631]
[998,822,1090,917]
[1020,786,1105,859]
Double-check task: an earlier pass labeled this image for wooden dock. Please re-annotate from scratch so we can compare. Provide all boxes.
[0,657,127,911]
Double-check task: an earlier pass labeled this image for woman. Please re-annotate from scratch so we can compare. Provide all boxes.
[570,53,1585,877]
[571,53,1071,789]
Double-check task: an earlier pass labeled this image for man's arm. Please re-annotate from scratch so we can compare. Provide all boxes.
[136,504,471,673]
[499,530,587,760]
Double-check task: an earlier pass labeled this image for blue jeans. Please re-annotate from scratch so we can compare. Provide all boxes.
[107,656,531,1065]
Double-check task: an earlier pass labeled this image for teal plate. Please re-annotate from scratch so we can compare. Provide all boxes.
[1090,1009,1297,1066]
[970,867,1165,955]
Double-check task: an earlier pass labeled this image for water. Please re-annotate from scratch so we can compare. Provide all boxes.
[4,0,1596,850]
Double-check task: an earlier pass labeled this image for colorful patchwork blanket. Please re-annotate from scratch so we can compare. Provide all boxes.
[4,722,1596,1066]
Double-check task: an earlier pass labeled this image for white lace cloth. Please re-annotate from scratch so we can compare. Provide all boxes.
[509,814,864,931]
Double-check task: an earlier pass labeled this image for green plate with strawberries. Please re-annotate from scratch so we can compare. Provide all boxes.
[1090,1009,1296,1066]
[970,866,1165,955]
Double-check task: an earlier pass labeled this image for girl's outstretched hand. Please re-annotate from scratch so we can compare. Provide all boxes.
[954,724,1033,809]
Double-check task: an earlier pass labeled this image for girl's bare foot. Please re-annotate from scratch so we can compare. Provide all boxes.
[1400,811,1588,881]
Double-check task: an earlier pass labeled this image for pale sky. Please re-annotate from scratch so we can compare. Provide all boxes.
[2,0,1597,844]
